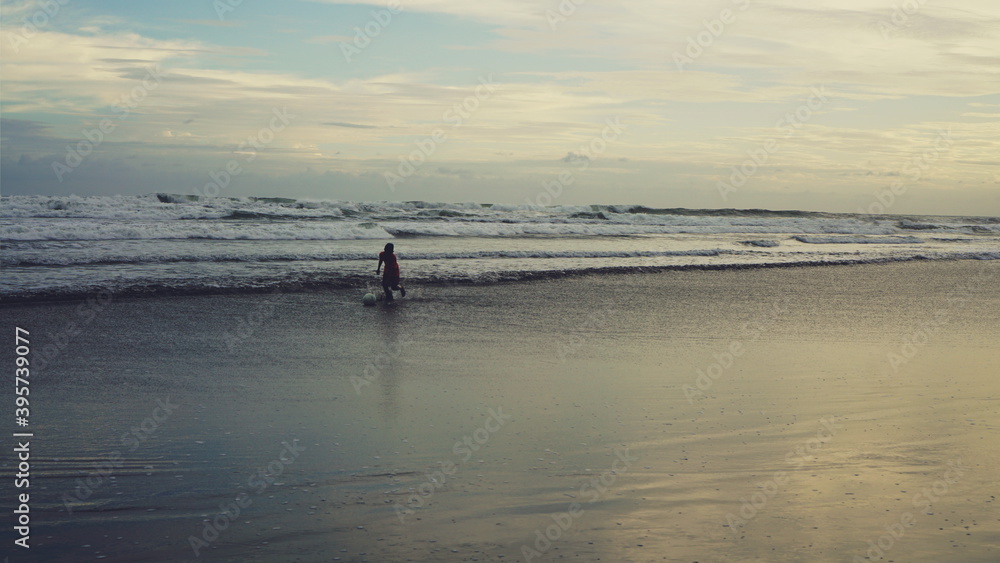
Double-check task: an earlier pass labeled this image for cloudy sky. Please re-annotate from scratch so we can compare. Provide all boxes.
[1,0,998,214]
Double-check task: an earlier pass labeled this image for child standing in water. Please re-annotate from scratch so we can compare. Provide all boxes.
[376,243,406,301]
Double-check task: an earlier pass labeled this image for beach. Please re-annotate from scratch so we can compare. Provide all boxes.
[5,0,1000,559]
[2,260,998,562]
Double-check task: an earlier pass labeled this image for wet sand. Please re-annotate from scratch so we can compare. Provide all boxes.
[3,260,999,562]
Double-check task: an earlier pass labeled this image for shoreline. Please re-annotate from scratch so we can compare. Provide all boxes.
[3,255,995,305]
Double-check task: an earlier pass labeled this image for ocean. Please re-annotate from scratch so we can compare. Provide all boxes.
[2,193,998,302]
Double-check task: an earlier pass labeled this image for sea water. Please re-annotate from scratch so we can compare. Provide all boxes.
[2,194,998,301]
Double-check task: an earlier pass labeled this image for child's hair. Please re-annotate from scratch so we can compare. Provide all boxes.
[384,243,394,252]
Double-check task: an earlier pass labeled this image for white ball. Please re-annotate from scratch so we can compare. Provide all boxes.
[362,293,377,306]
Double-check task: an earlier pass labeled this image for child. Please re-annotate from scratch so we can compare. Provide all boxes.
[376,242,406,301]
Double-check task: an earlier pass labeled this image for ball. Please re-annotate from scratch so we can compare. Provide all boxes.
[362,293,377,306]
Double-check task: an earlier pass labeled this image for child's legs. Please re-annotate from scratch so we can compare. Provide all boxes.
[386,276,404,298]
[386,274,400,289]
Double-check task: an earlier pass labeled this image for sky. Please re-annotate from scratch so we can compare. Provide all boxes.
[1,0,998,214]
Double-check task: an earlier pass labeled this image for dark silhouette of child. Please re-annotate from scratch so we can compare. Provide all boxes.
[376,243,406,301]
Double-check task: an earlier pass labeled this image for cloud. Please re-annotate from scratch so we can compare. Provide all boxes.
[323,122,379,129]
[2,1,998,213]
[0,118,66,155]
[306,0,547,26]
[0,118,54,139]
[561,152,590,163]
[435,166,472,176]
[304,35,354,45]
[309,1,1000,100]
[170,19,243,28]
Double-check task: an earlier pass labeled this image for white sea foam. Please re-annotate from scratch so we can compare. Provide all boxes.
[0,219,393,241]
[2,247,739,267]
[3,195,997,301]
[1,215,912,241]
[3,194,996,234]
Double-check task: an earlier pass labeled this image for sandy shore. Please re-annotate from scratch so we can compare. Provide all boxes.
[3,260,998,562]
